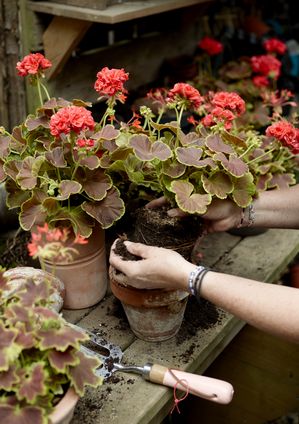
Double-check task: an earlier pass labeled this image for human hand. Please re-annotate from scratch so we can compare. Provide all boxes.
[109,240,194,290]
[146,196,243,233]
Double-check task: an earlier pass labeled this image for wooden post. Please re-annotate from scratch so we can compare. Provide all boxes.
[0,0,27,130]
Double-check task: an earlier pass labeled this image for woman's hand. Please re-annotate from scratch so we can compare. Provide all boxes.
[146,196,243,232]
[109,240,194,290]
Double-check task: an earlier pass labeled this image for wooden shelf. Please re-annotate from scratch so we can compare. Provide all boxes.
[28,0,213,24]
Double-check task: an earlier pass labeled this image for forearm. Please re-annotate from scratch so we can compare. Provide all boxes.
[252,184,299,229]
[177,266,299,343]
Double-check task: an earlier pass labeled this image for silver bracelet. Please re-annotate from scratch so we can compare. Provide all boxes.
[238,202,255,228]
[188,265,210,299]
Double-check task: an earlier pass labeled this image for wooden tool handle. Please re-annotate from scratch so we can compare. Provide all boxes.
[149,364,234,404]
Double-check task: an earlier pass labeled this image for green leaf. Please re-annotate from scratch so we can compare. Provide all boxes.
[19,190,48,231]
[205,134,234,153]
[17,363,47,403]
[77,168,112,201]
[130,134,172,161]
[45,147,67,168]
[17,157,45,190]
[221,130,247,148]
[56,180,82,201]
[214,152,248,177]
[0,404,46,424]
[202,172,233,199]
[268,173,296,190]
[49,207,94,237]
[171,180,212,214]
[0,323,17,372]
[68,350,102,397]
[231,173,256,207]
[82,187,125,229]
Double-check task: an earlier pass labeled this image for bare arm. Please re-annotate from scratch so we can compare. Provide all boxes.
[147,184,299,232]
[110,241,299,343]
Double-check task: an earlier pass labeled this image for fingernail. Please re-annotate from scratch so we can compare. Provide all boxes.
[167,210,177,217]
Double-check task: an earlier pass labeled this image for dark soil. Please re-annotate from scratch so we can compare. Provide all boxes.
[114,206,203,261]
[0,228,37,269]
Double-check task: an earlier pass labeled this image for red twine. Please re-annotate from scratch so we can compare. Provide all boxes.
[169,371,190,414]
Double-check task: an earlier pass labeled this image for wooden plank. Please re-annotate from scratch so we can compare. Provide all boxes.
[28,0,214,24]
[43,16,92,79]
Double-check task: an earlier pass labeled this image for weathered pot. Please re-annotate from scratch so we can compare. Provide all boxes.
[290,264,299,289]
[109,265,189,342]
[42,226,108,309]
[49,387,79,424]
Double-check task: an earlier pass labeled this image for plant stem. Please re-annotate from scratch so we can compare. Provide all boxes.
[36,78,44,107]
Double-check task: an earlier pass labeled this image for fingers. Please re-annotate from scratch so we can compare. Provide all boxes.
[167,208,188,218]
[146,196,167,208]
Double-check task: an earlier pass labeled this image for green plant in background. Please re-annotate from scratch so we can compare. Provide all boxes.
[0,269,101,423]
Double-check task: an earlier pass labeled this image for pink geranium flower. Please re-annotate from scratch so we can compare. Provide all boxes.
[211,92,246,116]
[266,121,299,153]
[252,75,270,87]
[50,106,95,137]
[167,83,203,109]
[16,53,52,77]
[94,67,129,102]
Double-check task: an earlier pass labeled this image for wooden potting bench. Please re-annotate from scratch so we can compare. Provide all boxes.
[63,228,299,424]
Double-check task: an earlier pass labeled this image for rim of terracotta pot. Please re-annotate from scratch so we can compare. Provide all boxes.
[109,265,189,308]
[49,387,79,424]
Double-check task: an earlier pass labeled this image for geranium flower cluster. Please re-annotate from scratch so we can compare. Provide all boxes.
[266,121,299,154]
[94,66,129,103]
[166,82,203,110]
[251,54,282,84]
[16,52,52,77]
[50,105,95,136]
[28,223,88,263]
[263,37,287,56]
[201,91,246,130]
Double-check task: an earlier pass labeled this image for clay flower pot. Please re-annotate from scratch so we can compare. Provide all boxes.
[290,264,299,288]
[42,225,108,309]
[49,387,79,424]
[109,265,189,342]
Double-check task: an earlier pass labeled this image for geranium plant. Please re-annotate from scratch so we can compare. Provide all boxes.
[0,53,126,238]
[0,268,101,423]
[100,84,261,214]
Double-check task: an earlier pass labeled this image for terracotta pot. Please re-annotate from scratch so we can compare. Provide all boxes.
[49,387,79,424]
[42,226,108,309]
[228,227,268,237]
[109,265,189,342]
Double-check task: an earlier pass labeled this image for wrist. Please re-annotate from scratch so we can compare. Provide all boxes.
[237,202,255,228]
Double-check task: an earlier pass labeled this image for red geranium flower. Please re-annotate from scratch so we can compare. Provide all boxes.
[167,83,203,109]
[16,53,52,77]
[94,67,129,102]
[211,92,246,116]
[198,36,223,56]
[263,38,287,55]
[252,75,270,87]
[251,55,281,79]
[50,106,95,137]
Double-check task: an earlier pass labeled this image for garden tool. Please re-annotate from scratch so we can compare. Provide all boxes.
[77,326,234,405]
